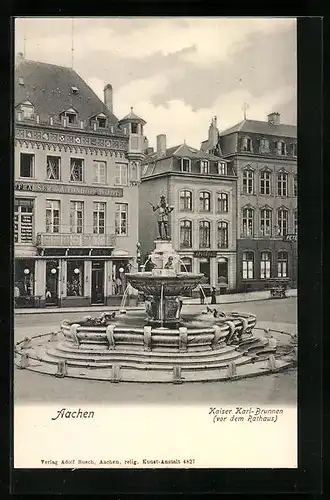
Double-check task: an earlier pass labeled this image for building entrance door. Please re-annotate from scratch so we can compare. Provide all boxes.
[45,260,59,306]
[91,261,105,304]
[218,257,229,292]
[199,258,211,283]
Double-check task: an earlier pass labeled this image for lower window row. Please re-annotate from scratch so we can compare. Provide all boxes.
[242,251,289,279]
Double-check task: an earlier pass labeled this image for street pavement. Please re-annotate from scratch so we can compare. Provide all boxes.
[14,297,297,406]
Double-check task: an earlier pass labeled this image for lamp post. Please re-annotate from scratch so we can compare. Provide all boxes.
[23,268,30,295]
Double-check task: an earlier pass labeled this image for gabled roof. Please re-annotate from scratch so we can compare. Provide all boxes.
[220,119,297,139]
[142,142,230,167]
[15,58,119,125]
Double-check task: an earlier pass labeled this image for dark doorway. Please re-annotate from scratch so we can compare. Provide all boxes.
[91,260,105,304]
[199,258,210,284]
[45,259,59,306]
[218,257,229,292]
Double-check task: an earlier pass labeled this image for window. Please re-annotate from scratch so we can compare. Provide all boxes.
[180,220,192,248]
[277,209,288,236]
[20,103,34,119]
[217,192,228,213]
[293,210,298,234]
[20,153,34,178]
[277,251,288,278]
[218,162,227,175]
[180,190,192,211]
[260,209,272,236]
[115,163,128,185]
[70,158,84,182]
[217,221,228,248]
[199,191,211,211]
[293,174,297,197]
[67,260,84,296]
[276,140,286,155]
[199,221,211,248]
[243,136,253,152]
[242,252,254,279]
[93,161,107,184]
[70,201,84,234]
[181,158,191,172]
[46,200,60,233]
[277,172,288,196]
[291,143,297,157]
[200,160,209,174]
[14,198,34,244]
[180,257,192,273]
[260,170,271,195]
[93,202,106,234]
[97,117,106,128]
[242,208,254,237]
[260,251,271,279]
[242,168,254,194]
[259,138,270,153]
[131,123,138,134]
[115,203,128,235]
[66,112,77,125]
[46,156,60,180]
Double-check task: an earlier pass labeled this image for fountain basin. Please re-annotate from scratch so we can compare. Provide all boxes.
[125,272,204,296]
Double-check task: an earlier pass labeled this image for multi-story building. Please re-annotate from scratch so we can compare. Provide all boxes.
[14,54,146,307]
[139,134,238,292]
[203,112,297,292]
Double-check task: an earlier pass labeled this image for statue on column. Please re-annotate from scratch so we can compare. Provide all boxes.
[150,195,174,240]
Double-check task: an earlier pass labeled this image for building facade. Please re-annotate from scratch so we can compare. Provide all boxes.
[14,55,146,307]
[214,112,297,292]
[139,135,238,292]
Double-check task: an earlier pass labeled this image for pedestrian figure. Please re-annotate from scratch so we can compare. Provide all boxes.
[211,286,217,304]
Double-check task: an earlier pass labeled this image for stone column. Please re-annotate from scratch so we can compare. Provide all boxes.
[210,257,217,287]
[60,260,67,298]
[34,259,46,298]
[106,260,113,298]
[84,260,92,299]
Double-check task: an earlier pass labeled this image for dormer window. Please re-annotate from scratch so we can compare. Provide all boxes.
[181,158,191,172]
[71,86,79,94]
[61,108,77,126]
[276,140,286,156]
[20,101,34,120]
[259,138,270,153]
[218,162,227,175]
[200,160,209,174]
[97,117,106,128]
[131,123,138,134]
[242,136,253,152]
[291,143,297,157]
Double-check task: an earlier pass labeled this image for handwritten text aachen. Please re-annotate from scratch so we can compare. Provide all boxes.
[52,408,95,420]
[209,406,284,423]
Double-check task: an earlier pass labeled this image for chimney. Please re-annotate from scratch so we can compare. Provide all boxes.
[104,84,113,114]
[267,112,280,125]
[156,134,167,156]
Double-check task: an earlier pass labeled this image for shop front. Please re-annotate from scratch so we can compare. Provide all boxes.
[14,258,37,308]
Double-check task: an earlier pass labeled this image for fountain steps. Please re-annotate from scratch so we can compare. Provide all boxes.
[32,349,254,371]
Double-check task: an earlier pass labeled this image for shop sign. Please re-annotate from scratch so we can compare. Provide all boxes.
[282,234,297,242]
[193,251,217,258]
[15,181,123,198]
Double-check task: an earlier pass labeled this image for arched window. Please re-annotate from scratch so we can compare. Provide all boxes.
[277,209,288,236]
[242,252,254,279]
[199,220,211,248]
[277,171,288,196]
[260,170,271,195]
[293,210,298,234]
[293,174,297,197]
[180,220,192,248]
[217,221,228,248]
[242,168,254,194]
[277,251,288,278]
[260,208,272,236]
[180,190,192,211]
[199,191,211,211]
[260,251,271,279]
[242,207,254,237]
[217,192,228,213]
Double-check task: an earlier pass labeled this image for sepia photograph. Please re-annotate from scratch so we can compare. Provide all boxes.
[13,16,298,470]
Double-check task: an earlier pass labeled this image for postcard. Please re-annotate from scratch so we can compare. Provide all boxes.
[13,16,298,473]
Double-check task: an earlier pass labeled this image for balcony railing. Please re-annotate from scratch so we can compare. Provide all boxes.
[36,232,116,248]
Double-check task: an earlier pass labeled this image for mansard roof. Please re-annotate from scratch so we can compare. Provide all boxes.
[220,119,297,139]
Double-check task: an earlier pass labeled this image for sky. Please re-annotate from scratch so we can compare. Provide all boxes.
[15,17,297,149]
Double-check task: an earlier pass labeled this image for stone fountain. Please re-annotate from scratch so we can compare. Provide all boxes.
[14,195,296,383]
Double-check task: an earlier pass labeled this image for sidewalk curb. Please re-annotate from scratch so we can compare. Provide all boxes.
[14,291,297,315]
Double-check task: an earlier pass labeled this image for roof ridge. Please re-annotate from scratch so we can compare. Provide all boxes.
[19,58,75,72]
